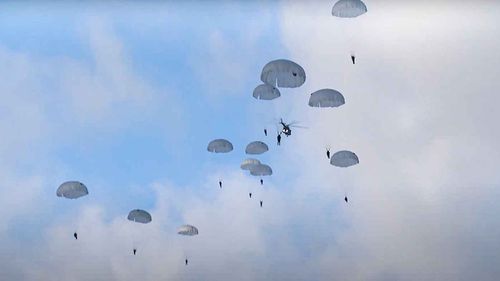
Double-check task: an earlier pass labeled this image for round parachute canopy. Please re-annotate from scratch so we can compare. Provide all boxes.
[330,150,359,167]
[245,141,269,155]
[56,181,88,199]
[127,209,152,224]
[250,164,273,176]
[252,84,281,100]
[308,89,345,108]
[332,0,367,18]
[240,158,261,171]
[207,139,233,153]
[178,224,199,236]
[261,59,306,88]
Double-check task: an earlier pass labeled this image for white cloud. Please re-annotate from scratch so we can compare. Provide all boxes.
[276,1,500,280]
[189,4,278,100]
[0,13,184,261]
[1,2,500,280]
[59,17,154,123]
[9,173,294,281]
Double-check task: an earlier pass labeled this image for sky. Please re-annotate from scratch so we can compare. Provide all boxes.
[1,1,500,280]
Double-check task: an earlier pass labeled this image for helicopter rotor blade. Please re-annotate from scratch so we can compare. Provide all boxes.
[272,117,285,126]
[289,125,308,129]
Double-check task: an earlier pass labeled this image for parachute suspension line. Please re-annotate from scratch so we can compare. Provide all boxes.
[342,63,348,93]
[131,222,138,254]
[345,57,354,93]
[339,21,356,91]
[346,40,356,107]
[182,244,187,266]
[348,33,355,64]
[183,238,193,266]
[338,22,349,92]
[345,20,356,64]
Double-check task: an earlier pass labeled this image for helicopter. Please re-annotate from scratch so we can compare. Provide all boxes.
[278,118,306,137]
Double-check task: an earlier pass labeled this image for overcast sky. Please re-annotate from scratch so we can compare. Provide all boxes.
[1,1,500,280]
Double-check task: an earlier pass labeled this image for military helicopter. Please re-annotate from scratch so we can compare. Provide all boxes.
[278,118,306,137]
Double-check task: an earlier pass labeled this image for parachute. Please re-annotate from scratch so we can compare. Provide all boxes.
[127,209,152,224]
[308,89,345,108]
[245,141,269,155]
[261,59,306,88]
[332,0,367,18]
[240,158,261,171]
[127,209,152,255]
[250,164,273,176]
[253,84,281,100]
[178,225,199,236]
[178,224,198,265]
[56,181,88,199]
[330,150,359,167]
[207,139,233,153]
[57,181,88,239]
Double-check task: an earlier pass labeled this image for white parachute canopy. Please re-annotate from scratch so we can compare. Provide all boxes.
[56,181,88,199]
[245,141,269,155]
[178,224,199,236]
[250,164,273,176]
[240,158,261,171]
[332,0,367,18]
[308,89,345,108]
[207,139,233,153]
[330,150,359,167]
[127,209,152,224]
[253,84,281,100]
[261,59,306,88]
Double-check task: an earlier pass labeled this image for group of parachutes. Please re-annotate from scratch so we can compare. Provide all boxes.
[56,181,198,264]
[248,0,366,201]
[55,0,367,266]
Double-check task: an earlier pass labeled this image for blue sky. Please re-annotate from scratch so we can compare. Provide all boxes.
[0,1,287,213]
[1,1,500,280]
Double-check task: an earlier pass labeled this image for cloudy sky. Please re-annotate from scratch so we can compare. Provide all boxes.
[1,1,500,280]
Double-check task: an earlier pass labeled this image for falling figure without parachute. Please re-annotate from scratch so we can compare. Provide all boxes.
[219,180,222,189]
[73,232,78,240]
[260,201,263,208]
